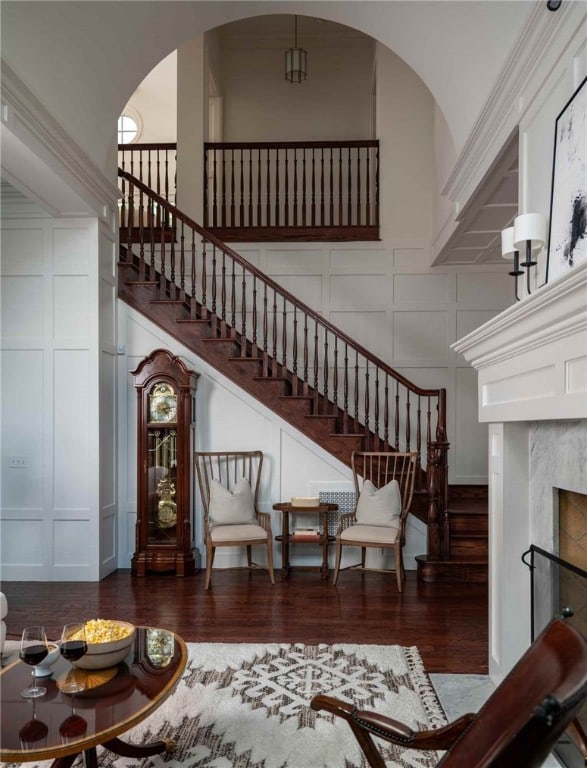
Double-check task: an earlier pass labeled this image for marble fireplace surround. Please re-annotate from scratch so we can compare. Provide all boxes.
[453,261,587,683]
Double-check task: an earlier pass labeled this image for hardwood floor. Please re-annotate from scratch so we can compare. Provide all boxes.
[2,569,488,674]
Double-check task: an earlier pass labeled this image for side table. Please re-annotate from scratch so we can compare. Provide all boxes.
[273,502,338,580]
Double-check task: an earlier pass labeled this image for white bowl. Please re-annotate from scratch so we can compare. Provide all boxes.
[74,621,136,670]
[34,642,61,677]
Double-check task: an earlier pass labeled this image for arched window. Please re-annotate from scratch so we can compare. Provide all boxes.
[118,114,139,144]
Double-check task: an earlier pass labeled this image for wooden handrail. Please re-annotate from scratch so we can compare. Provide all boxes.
[118,167,449,558]
[118,142,176,151]
[205,140,380,150]
[119,169,435,401]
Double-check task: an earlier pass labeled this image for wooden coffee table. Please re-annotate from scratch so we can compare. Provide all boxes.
[0,626,187,767]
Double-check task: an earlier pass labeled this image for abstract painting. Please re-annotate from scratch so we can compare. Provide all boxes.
[547,76,587,283]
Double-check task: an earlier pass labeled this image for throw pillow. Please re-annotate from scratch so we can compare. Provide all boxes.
[355,478,401,526]
[208,477,256,527]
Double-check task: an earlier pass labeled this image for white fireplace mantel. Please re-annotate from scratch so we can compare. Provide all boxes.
[452,260,587,684]
[452,261,587,424]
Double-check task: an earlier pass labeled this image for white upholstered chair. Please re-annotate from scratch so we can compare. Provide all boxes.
[332,451,418,591]
[194,450,275,590]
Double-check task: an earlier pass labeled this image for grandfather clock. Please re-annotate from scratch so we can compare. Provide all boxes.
[131,349,199,576]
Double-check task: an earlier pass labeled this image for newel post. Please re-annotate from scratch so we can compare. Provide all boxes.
[427,390,450,560]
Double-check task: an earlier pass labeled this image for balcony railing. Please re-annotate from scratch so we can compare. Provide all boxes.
[204,141,380,241]
[118,141,380,242]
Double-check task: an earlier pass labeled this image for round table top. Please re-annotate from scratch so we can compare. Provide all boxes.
[0,626,187,762]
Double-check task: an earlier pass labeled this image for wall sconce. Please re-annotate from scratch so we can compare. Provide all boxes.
[285,16,308,84]
[501,226,523,301]
[502,213,547,300]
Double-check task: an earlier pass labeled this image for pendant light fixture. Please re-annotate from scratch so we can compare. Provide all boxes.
[285,16,308,84]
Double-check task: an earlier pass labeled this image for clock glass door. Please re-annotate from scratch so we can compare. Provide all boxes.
[147,428,178,544]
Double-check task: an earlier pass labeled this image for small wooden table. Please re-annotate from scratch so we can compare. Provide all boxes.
[0,626,187,768]
[273,501,338,580]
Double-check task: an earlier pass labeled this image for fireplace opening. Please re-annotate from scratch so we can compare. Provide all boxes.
[524,486,587,768]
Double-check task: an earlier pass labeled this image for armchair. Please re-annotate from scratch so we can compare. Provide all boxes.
[332,451,418,591]
[194,451,275,589]
[312,618,587,768]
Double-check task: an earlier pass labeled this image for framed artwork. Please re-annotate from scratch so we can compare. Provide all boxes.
[546,76,587,284]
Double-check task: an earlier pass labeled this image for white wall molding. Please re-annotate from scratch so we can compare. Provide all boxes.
[441,2,583,214]
[1,60,120,220]
[453,261,587,423]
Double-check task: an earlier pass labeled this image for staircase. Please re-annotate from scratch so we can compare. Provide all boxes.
[118,167,487,582]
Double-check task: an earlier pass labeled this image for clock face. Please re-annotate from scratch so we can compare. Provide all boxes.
[149,383,177,423]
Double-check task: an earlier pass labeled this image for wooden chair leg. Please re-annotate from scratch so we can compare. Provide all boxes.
[395,545,402,592]
[333,539,343,585]
[266,536,275,584]
[361,547,366,567]
[247,545,252,567]
[205,542,214,590]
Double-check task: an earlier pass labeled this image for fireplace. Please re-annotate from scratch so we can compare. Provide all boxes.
[452,261,587,665]
[454,262,587,766]
[525,541,587,768]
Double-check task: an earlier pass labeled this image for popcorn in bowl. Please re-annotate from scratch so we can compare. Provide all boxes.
[72,619,136,670]
[73,619,134,644]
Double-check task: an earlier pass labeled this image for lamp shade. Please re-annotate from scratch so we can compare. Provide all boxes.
[501,226,516,259]
[285,47,308,84]
[513,213,546,251]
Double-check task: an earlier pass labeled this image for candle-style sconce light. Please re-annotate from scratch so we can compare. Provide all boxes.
[501,225,523,301]
[502,213,547,301]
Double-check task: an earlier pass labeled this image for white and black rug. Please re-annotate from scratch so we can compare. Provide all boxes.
[5,642,447,768]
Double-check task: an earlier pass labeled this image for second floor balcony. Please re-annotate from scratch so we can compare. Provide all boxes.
[118,139,380,242]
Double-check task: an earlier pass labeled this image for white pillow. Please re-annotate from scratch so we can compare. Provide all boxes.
[355,479,401,526]
[208,477,256,527]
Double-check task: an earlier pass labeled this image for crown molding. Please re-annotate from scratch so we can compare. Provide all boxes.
[442,1,582,215]
[1,60,120,219]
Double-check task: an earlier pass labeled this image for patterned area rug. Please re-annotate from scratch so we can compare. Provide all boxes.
[4,642,447,768]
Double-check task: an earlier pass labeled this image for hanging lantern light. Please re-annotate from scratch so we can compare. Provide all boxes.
[285,16,308,84]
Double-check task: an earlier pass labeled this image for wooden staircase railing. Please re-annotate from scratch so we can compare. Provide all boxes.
[118,168,449,561]
[204,140,380,241]
[118,141,379,242]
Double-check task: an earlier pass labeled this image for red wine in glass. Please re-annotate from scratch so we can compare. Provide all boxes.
[60,623,88,694]
[60,640,88,662]
[21,645,49,666]
[19,626,50,698]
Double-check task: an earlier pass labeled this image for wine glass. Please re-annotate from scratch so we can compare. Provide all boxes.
[19,626,49,698]
[59,623,88,694]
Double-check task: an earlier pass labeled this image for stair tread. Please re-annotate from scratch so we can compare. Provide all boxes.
[305,414,337,420]
[416,555,488,565]
[227,356,262,363]
[202,337,238,343]
[176,319,209,324]
[253,376,287,382]
[279,395,314,401]
[125,280,158,286]
[151,299,185,304]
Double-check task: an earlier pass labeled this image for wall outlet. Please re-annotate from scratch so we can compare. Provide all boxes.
[8,456,28,468]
